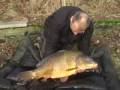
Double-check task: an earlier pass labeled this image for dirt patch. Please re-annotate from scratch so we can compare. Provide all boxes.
[0,0,120,23]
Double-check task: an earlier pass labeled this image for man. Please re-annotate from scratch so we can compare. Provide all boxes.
[43,6,120,90]
[43,6,93,57]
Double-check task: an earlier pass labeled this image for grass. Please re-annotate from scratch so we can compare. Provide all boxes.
[1,0,120,23]
[95,20,120,25]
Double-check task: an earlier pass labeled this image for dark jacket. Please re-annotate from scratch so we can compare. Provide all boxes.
[43,6,94,57]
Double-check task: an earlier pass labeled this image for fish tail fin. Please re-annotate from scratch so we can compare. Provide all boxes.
[16,70,36,81]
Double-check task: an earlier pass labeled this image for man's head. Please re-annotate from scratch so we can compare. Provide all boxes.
[70,11,91,35]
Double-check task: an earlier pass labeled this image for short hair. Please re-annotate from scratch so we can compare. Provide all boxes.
[73,11,91,28]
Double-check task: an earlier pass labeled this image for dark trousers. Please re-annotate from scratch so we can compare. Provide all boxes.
[91,47,120,90]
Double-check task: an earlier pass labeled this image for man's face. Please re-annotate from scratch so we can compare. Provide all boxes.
[70,16,87,35]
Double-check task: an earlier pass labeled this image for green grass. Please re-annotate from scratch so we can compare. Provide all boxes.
[95,20,120,25]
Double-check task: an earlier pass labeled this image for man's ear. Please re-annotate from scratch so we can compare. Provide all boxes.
[70,16,75,23]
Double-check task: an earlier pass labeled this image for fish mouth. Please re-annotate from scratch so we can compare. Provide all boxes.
[77,63,98,73]
[85,64,99,73]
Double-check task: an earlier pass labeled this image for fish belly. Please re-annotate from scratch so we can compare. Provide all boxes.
[51,69,76,78]
[50,59,77,78]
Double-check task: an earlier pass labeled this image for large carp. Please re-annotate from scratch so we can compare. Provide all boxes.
[16,50,98,82]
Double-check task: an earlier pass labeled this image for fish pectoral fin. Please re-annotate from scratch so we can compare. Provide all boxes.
[66,67,77,71]
[60,77,68,82]
[41,78,48,82]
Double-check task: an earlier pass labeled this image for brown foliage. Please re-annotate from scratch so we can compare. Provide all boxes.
[0,0,120,23]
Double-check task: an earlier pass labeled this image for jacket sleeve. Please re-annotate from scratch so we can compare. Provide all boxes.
[43,25,60,58]
[77,21,94,55]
